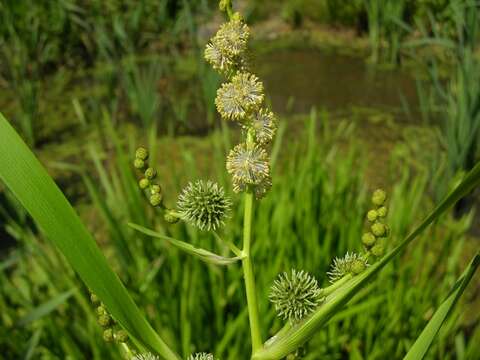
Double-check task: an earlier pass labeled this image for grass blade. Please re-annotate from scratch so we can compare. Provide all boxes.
[253,161,480,360]
[128,223,243,265]
[18,289,76,327]
[0,113,180,360]
[403,254,480,360]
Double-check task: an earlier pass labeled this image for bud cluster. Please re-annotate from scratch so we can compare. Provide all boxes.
[205,11,277,199]
[89,292,129,344]
[362,189,389,258]
[134,147,164,208]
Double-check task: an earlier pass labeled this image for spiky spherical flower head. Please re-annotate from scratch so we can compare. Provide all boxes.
[216,72,264,121]
[135,147,149,160]
[227,143,270,189]
[187,353,214,360]
[367,209,378,222]
[269,269,323,323]
[372,189,387,206]
[139,178,150,189]
[132,354,160,360]
[134,158,145,169]
[377,206,387,217]
[361,232,376,247]
[177,180,231,231]
[205,41,233,73]
[232,172,272,200]
[214,18,249,57]
[371,222,386,237]
[328,253,368,283]
[249,108,277,145]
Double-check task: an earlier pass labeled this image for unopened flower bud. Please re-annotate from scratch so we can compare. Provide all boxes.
[98,314,110,327]
[139,178,150,189]
[96,305,106,316]
[134,158,145,169]
[145,167,156,180]
[371,222,386,237]
[135,147,148,160]
[164,211,180,224]
[362,232,376,247]
[103,328,114,342]
[351,259,366,274]
[371,243,385,257]
[367,209,378,222]
[372,189,387,206]
[115,329,129,343]
[90,293,100,304]
[150,193,163,207]
[151,184,162,194]
[377,206,387,217]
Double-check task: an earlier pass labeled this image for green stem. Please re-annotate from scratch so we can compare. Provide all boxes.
[242,190,262,353]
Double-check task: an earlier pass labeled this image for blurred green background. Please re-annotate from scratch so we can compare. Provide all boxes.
[1,0,480,359]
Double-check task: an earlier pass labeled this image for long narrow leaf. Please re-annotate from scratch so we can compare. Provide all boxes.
[128,223,243,265]
[0,113,180,360]
[403,254,480,360]
[253,161,480,360]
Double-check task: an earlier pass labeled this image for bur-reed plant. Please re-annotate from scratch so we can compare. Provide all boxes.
[1,1,480,359]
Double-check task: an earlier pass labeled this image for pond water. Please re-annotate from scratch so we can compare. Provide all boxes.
[255,48,420,121]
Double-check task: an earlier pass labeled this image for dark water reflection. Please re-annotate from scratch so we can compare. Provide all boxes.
[255,48,420,121]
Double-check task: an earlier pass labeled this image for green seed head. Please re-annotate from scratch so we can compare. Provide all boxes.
[139,178,150,189]
[371,243,385,257]
[371,222,386,237]
[134,158,145,169]
[149,193,163,207]
[377,206,387,217]
[144,167,156,180]
[135,147,148,160]
[177,180,231,231]
[98,314,110,327]
[372,189,387,206]
[362,232,376,247]
[367,209,378,222]
[115,329,128,343]
[150,184,162,194]
[103,328,114,342]
[269,269,323,323]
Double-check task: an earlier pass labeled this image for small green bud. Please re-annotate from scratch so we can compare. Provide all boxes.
[377,206,387,217]
[371,243,385,257]
[164,210,179,224]
[115,329,129,343]
[144,167,156,180]
[103,328,114,342]
[134,158,145,169]
[367,209,378,222]
[135,147,148,160]
[98,314,110,327]
[232,12,244,22]
[351,259,366,274]
[139,178,150,189]
[151,184,162,194]
[362,232,376,247]
[372,189,387,206]
[149,193,163,207]
[371,222,386,237]
[219,0,228,11]
[90,293,100,304]
[96,305,106,316]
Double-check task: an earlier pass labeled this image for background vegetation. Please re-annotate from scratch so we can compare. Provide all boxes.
[1,0,479,359]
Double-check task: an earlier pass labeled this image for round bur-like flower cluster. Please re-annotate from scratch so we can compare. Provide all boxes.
[250,108,277,145]
[205,18,249,73]
[187,353,215,360]
[177,180,231,231]
[328,253,368,283]
[227,143,270,195]
[269,269,323,323]
[216,72,264,121]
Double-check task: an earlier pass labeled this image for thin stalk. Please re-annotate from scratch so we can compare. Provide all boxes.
[243,130,263,353]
